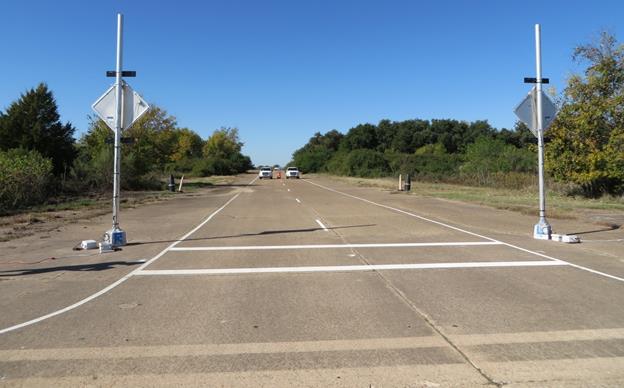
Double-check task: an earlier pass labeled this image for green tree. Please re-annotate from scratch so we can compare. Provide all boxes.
[496,121,536,149]
[341,123,378,151]
[0,83,76,175]
[199,127,252,175]
[203,127,242,159]
[75,107,179,189]
[546,32,624,195]
[125,106,179,173]
[171,128,204,162]
[291,130,344,173]
[392,119,430,153]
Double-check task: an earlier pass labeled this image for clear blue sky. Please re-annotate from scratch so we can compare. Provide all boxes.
[1,0,623,166]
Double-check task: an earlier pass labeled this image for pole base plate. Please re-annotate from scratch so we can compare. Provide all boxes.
[104,228,127,247]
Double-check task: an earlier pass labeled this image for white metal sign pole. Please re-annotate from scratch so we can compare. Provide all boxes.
[534,24,551,237]
[112,13,124,239]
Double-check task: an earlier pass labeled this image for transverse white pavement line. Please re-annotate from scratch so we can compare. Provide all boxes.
[170,241,502,251]
[0,336,448,361]
[296,198,301,203]
[5,328,624,361]
[315,219,328,231]
[135,261,568,276]
[0,176,257,335]
[305,179,624,283]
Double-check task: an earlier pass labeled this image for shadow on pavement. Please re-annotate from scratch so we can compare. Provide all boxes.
[0,260,142,277]
[181,182,258,189]
[566,225,621,235]
[125,224,376,246]
[214,183,258,187]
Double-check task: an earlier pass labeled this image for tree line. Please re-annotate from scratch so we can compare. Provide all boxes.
[0,84,252,213]
[291,32,624,197]
[290,119,536,184]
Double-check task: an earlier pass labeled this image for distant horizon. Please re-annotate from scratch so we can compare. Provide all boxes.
[2,0,623,166]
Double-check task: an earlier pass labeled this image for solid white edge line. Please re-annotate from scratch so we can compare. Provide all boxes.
[134,261,568,276]
[304,179,624,283]
[315,219,329,231]
[305,179,499,242]
[0,176,257,335]
[169,241,502,251]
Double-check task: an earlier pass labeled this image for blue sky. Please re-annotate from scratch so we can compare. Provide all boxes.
[1,0,623,166]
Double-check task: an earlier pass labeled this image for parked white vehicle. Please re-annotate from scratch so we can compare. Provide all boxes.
[285,167,300,179]
[258,167,273,179]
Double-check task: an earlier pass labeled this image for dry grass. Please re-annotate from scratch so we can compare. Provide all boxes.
[312,174,624,224]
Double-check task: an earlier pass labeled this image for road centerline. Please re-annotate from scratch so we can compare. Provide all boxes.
[315,219,329,231]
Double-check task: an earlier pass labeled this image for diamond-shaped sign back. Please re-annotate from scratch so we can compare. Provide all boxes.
[92,82,150,132]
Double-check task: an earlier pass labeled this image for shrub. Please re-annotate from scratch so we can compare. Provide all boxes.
[326,149,388,177]
[385,151,462,180]
[191,158,216,177]
[67,147,113,193]
[461,137,535,185]
[0,149,53,213]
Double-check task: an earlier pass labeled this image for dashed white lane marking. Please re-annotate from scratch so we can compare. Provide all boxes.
[295,198,301,203]
[135,260,567,276]
[315,219,329,231]
[287,189,291,192]
[304,179,624,283]
[0,177,258,335]
[169,241,502,251]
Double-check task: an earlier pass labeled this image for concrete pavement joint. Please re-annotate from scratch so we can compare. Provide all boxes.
[378,274,506,387]
[304,179,624,284]
[301,189,506,387]
[0,176,258,335]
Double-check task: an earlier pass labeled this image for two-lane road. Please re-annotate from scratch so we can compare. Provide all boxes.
[1,173,623,386]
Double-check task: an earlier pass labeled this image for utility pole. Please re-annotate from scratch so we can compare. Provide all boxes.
[111,13,125,245]
[92,14,149,249]
[514,25,579,243]
[533,24,551,239]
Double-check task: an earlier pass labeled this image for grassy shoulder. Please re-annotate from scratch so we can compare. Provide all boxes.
[310,174,624,226]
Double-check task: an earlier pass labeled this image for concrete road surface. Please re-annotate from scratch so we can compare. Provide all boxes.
[1,173,623,387]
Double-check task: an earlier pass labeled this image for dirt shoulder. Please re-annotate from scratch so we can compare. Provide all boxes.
[0,176,238,243]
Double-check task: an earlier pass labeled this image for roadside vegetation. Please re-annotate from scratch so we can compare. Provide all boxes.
[318,175,624,224]
[291,32,624,200]
[0,84,252,214]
